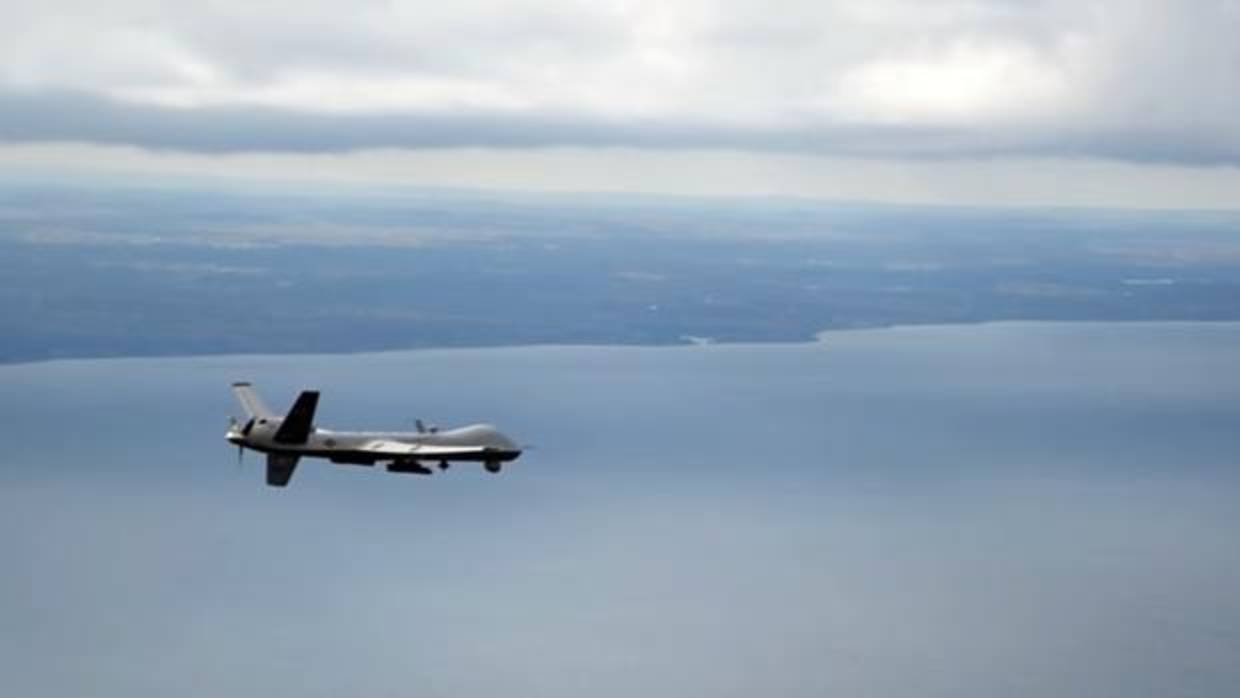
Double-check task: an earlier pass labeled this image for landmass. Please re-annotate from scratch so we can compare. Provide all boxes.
[3,180,1239,363]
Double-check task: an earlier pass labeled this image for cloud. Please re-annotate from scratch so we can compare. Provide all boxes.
[1,0,1238,164]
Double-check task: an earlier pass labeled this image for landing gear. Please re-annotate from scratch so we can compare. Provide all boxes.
[484,461,502,474]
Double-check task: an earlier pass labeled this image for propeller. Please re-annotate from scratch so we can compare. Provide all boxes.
[228,416,244,471]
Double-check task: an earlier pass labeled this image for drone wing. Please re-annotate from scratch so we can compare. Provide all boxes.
[266,453,299,487]
[273,391,319,444]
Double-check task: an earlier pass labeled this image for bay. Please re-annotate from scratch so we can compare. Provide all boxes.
[2,322,1238,697]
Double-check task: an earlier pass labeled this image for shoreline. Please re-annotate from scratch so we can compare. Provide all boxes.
[3,318,1238,369]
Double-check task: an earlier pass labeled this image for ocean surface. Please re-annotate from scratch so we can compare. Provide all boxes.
[2,322,1238,697]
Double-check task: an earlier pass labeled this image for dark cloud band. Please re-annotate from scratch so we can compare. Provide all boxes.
[1,88,1237,165]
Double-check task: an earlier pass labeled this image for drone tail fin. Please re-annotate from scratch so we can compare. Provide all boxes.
[231,382,275,419]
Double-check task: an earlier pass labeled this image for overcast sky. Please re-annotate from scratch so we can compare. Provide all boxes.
[3,0,1239,206]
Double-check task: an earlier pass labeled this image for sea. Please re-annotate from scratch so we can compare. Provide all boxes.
[2,322,1238,697]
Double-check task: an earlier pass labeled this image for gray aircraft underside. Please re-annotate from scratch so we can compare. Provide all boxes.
[226,382,522,487]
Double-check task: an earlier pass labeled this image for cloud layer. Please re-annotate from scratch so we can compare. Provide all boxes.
[2,0,1239,163]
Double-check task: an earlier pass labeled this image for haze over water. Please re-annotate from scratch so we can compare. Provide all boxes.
[3,322,1238,697]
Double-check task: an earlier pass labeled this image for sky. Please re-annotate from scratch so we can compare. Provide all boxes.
[2,0,1240,207]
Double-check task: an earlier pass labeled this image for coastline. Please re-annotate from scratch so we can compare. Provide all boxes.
[3,318,1238,369]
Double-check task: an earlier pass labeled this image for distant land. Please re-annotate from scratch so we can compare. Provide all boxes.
[3,180,1240,364]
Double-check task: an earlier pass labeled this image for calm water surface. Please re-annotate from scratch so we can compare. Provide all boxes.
[2,322,1238,697]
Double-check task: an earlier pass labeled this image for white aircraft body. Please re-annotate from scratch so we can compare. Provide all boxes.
[226,382,522,487]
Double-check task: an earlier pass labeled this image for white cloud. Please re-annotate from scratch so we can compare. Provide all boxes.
[830,36,1074,124]
[1,1,1235,137]
[1,0,1239,204]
